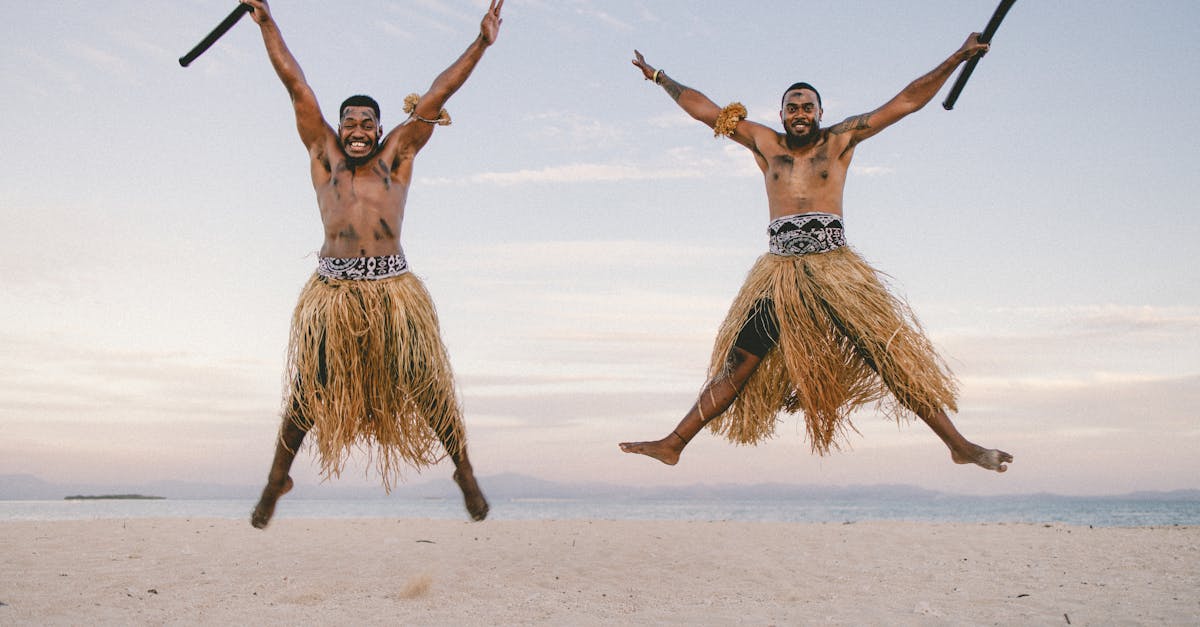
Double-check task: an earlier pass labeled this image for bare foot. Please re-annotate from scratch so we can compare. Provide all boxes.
[453,467,489,521]
[619,438,682,466]
[250,475,293,529]
[952,443,1013,473]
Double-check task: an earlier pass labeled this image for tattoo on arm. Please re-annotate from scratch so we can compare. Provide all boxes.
[659,74,686,101]
[829,113,873,135]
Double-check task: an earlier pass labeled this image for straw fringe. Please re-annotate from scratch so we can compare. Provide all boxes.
[706,248,958,453]
[283,272,463,491]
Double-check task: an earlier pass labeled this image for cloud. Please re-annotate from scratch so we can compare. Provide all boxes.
[420,145,758,186]
[65,41,137,85]
[379,0,472,36]
[430,163,691,185]
[572,6,633,32]
[0,334,276,426]
[5,47,83,95]
[376,20,417,40]
[852,165,895,176]
[522,110,628,149]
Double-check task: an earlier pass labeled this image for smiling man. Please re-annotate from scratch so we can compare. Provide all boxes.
[240,0,503,529]
[620,36,1013,474]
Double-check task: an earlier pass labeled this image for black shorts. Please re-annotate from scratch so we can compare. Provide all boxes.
[733,298,780,358]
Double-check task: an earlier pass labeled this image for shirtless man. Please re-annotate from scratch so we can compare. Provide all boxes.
[244,0,503,528]
[620,35,1012,473]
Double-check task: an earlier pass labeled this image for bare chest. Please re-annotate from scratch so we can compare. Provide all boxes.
[764,145,844,188]
[314,159,409,256]
[760,140,851,217]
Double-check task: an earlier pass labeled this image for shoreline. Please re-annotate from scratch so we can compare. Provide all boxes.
[2,519,1196,624]
[3,494,1198,528]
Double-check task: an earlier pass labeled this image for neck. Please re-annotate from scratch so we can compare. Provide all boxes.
[344,151,378,169]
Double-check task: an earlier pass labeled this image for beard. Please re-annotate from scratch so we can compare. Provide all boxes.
[341,138,380,167]
[784,122,820,148]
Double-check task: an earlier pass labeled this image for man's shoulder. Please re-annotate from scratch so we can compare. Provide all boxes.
[745,126,786,151]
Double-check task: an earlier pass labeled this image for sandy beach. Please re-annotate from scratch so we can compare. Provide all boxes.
[1,518,1196,625]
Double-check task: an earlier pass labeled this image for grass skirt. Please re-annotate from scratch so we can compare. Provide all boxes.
[707,248,958,453]
[283,272,463,490]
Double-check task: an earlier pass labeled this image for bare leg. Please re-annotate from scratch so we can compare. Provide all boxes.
[250,415,306,529]
[620,347,762,465]
[431,417,488,521]
[867,360,1012,472]
[916,407,1012,472]
[820,306,1012,473]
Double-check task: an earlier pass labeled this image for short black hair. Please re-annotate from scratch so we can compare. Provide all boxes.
[781,82,822,109]
[340,94,380,121]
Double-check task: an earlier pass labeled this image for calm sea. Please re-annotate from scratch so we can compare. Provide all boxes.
[1,496,1197,527]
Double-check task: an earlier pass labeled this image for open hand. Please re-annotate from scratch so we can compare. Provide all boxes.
[632,50,657,80]
[480,0,504,45]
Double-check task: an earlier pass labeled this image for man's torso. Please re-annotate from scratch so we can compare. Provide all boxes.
[756,130,854,220]
[310,135,415,259]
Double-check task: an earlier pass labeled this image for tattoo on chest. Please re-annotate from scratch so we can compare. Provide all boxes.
[374,159,391,190]
[375,218,395,241]
[772,154,794,181]
[809,150,830,179]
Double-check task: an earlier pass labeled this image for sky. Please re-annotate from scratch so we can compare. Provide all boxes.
[1,0,1197,497]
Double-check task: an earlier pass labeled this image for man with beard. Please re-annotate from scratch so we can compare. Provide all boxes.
[619,35,1013,474]
[242,0,502,528]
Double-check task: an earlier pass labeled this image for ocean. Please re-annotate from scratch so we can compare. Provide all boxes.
[2,495,1197,527]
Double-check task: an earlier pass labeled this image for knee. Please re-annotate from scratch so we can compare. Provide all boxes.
[726,346,753,369]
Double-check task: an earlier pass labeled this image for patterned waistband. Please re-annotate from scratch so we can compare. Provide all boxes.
[768,212,846,256]
[316,253,410,280]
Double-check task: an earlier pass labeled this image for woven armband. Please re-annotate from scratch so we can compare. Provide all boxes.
[713,102,747,138]
[403,93,451,126]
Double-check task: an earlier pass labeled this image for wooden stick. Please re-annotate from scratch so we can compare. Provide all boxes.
[942,0,1017,110]
[179,4,253,68]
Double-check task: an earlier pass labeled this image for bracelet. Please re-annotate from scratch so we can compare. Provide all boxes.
[652,69,662,85]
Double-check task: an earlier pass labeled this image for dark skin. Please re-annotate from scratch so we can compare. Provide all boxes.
[620,36,1013,473]
[243,0,503,528]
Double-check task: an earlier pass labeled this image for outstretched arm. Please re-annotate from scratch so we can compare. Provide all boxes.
[632,50,774,153]
[241,0,328,152]
[829,33,990,144]
[397,0,503,152]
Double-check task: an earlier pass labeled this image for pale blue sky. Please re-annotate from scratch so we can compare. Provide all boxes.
[1,0,1197,496]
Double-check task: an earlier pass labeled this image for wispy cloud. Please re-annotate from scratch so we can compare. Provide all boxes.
[379,0,470,36]
[852,165,895,176]
[420,143,758,185]
[65,41,137,85]
[5,47,83,95]
[522,110,629,148]
[473,163,700,184]
[572,5,634,32]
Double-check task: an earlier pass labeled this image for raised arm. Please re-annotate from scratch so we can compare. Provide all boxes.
[242,0,329,152]
[632,50,775,153]
[829,33,990,144]
[394,0,503,152]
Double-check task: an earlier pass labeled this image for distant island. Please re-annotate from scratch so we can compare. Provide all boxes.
[64,494,165,500]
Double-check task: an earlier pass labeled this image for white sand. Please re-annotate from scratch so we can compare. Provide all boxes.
[2,519,1196,625]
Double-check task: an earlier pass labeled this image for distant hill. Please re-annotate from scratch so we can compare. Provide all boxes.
[3,473,1197,502]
